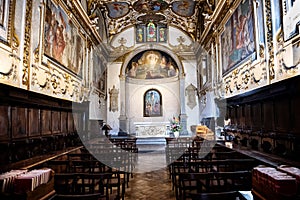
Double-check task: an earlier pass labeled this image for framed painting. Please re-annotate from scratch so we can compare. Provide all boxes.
[133,0,168,13]
[106,2,129,19]
[0,0,10,42]
[171,0,196,17]
[158,25,167,42]
[99,69,107,96]
[144,89,162,117]
[0,0,5,26]
[136,25,145,43]
[220,0,256,74]
[93,51,102,89]
[282,0,300,40]
[44,0,84,75]
[200,53,208,88]
[94,7,107,40]
[146,21,157,42]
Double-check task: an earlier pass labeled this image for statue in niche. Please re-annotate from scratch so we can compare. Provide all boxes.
[185,84,197,109]
[109,85,119,112]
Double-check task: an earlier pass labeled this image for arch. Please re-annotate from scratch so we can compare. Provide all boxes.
[120,44,185,77]
[118,45,187,134]
[144,89,162,117]
[125,50,179,80]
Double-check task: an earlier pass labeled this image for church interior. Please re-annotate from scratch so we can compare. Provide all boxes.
[1,0,300,199]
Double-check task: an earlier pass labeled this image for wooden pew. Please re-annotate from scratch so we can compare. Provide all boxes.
[54,173,112,200]
[179,171,251,200]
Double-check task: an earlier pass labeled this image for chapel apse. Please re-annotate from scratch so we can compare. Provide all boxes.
[126,50,179,79]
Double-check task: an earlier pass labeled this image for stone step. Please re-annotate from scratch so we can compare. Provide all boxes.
[136,137,167,145]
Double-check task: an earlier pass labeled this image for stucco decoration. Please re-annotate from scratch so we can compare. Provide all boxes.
[185,83,197,109]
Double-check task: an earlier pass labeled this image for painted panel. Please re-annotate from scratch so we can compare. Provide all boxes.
[106,2,129,19]
[146,22,157,42]
[221,0,256,74]
[126,50,178,79]
[133,0,168,13]
[44,0,84,75]
[0,0,10,42]
[136,25,145,43]
[282,0,300,40]
[171,0,196,17]
[158,26,167,42]
[144,89,162,117]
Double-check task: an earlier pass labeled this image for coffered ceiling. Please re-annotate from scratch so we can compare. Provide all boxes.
[87,0,214,41]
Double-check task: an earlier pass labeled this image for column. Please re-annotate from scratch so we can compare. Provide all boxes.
[119,75,127,132]
[179,74,188,135]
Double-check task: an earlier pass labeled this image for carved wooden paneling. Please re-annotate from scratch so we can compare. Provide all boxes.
[0,105,10,141]
[237,106,245,128]
[231,107,237,126]
[61,111,68,133]
[291,95,300,135]
[274,98,290,132]
[28,108,40,136]
[68,112,74,133]
[251,103,261,131]
[41,110,51,135]
[244,104,252,129]
[73,112,82,133]
[11,107,27,138]
[262,100,274,132]
[51,110,61,134]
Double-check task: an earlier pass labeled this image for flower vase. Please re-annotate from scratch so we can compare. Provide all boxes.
[173,131,179,138]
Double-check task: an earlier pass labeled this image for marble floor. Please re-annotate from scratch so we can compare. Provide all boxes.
[124,144,176,200]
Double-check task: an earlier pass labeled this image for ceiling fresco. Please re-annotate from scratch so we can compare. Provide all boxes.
[88,0,214,41]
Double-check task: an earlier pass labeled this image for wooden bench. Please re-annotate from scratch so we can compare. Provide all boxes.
[54,173,112,200]
[179,171,252,200]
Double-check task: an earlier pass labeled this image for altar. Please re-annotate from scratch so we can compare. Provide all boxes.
[134,122,170,144]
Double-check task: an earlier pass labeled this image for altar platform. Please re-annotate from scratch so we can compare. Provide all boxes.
[136,136,167,145]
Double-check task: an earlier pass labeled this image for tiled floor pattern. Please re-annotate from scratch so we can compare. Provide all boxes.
[124,144,176,200]
[124,168,175,200]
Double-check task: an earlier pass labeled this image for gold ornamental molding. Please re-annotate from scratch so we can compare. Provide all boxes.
[31,61,83,102]
[265,0,275,81]
[22,0,33,88]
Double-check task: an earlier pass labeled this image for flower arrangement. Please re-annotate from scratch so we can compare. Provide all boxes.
[170,116,182,132]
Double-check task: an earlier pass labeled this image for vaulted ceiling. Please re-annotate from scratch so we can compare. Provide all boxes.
[87,0,214,41]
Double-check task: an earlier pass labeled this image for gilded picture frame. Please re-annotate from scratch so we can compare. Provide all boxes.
[144,89,162,117]
[0,0,10,42]
[220,0,256,74]
[44,0,85,76]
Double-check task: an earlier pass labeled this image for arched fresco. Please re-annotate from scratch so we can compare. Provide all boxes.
[126,50,179,79]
